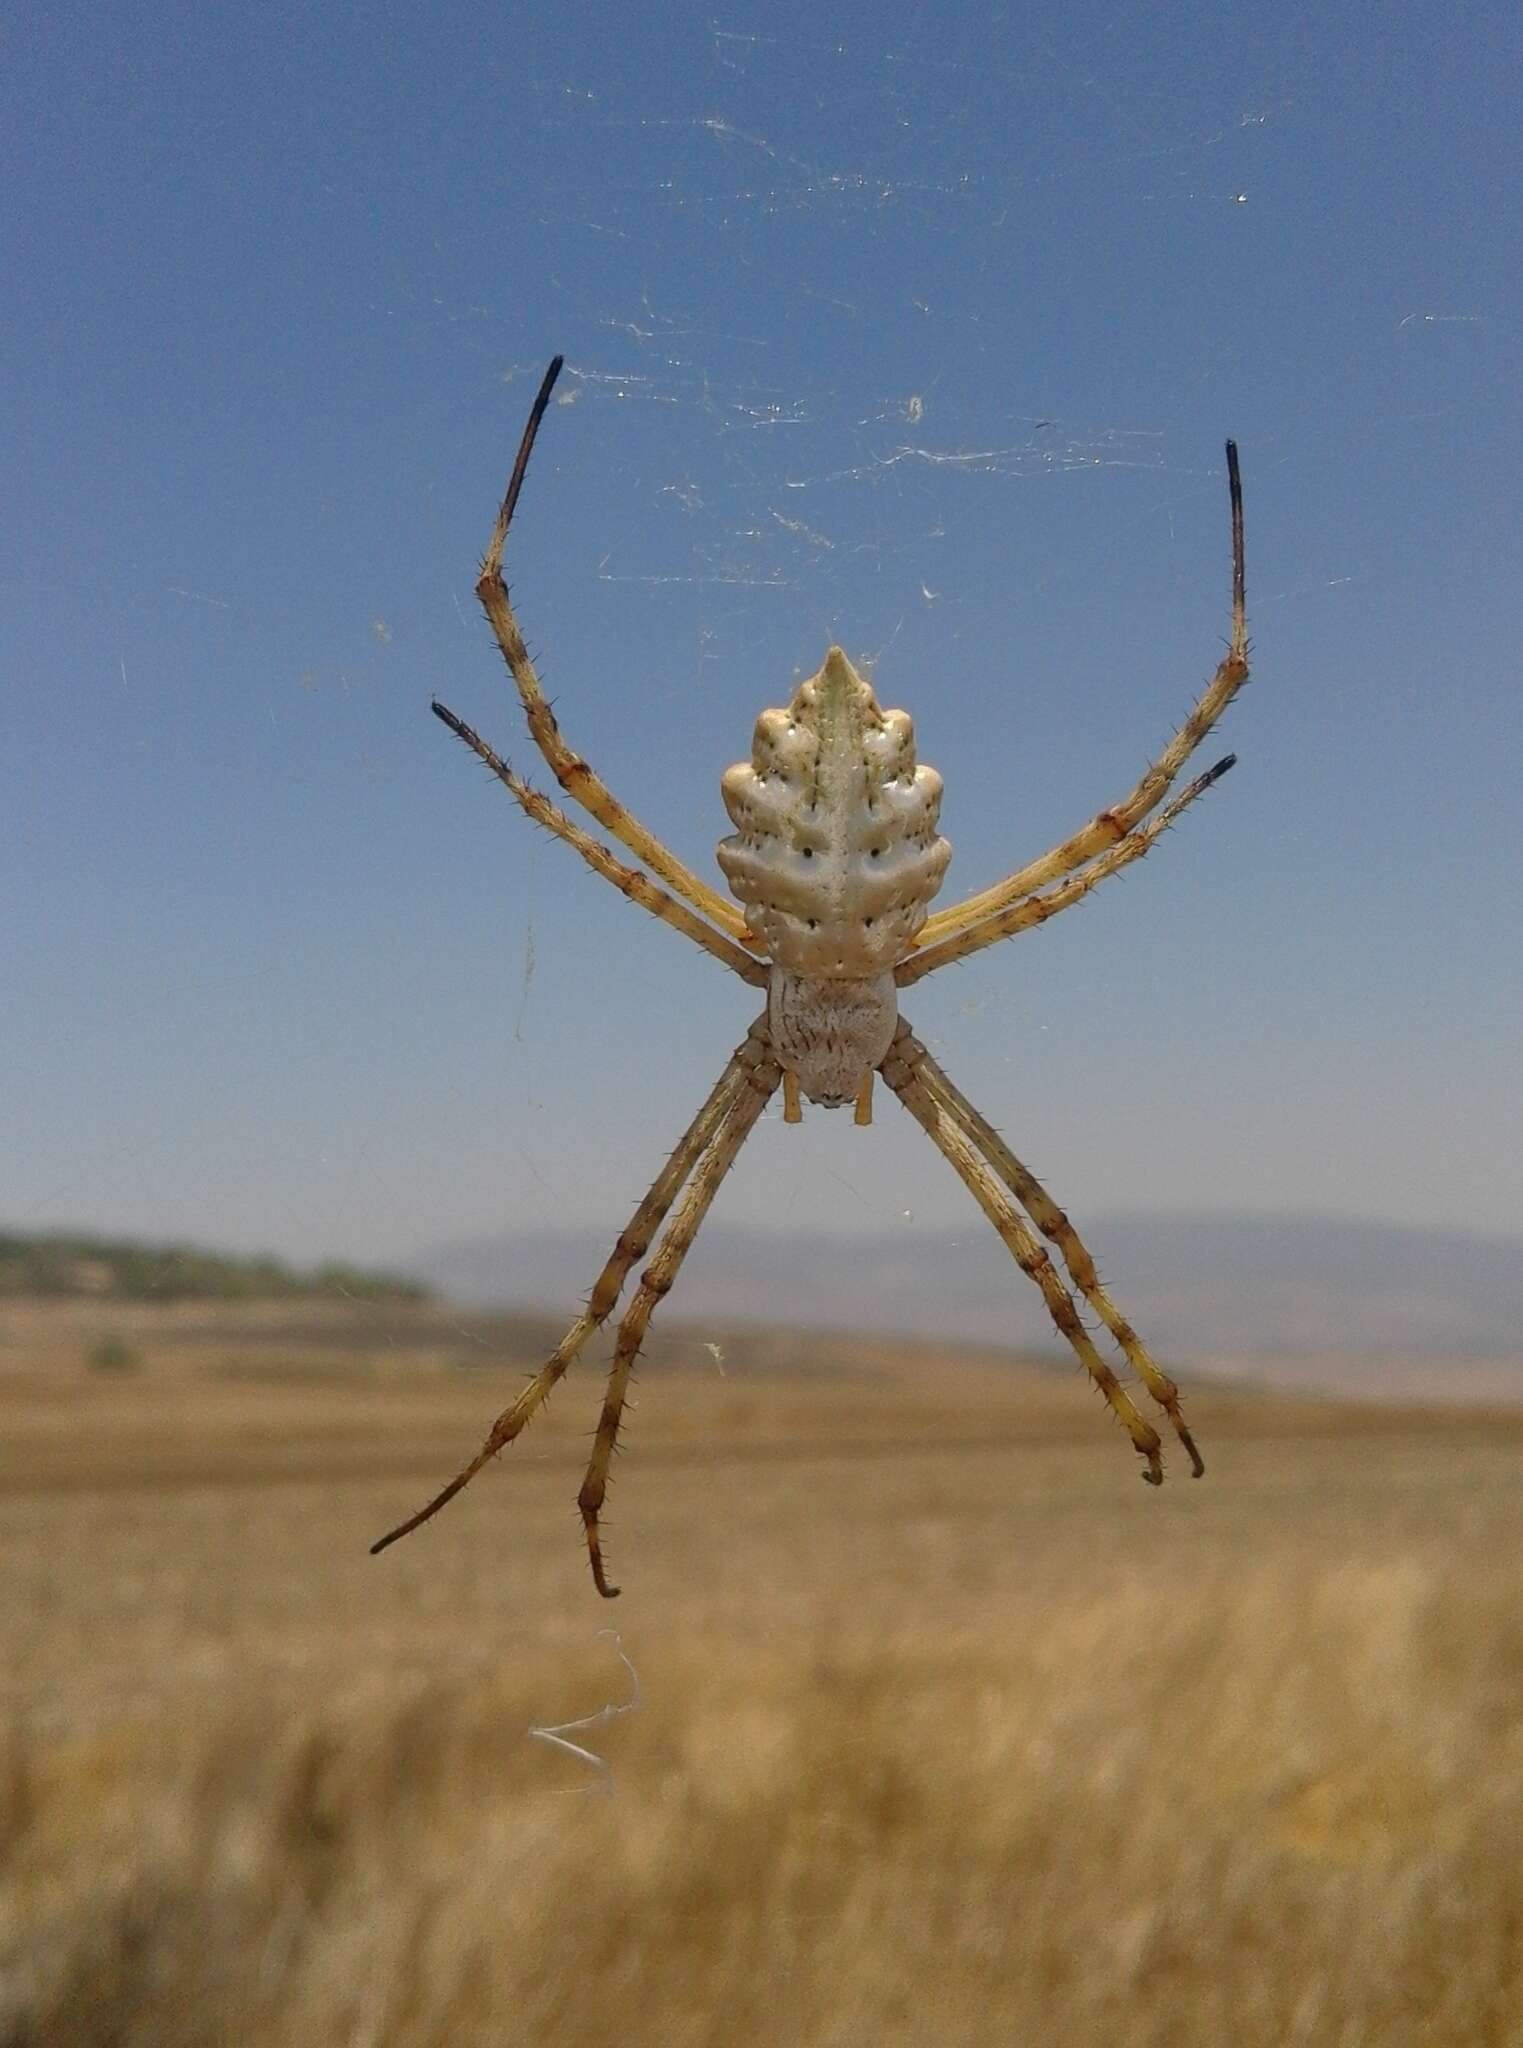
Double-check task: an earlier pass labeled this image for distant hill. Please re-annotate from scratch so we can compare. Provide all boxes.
[412,1214,1523,1401]
[0,1231,431,1306]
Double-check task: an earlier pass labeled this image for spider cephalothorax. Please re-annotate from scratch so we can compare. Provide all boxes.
[375,356,1249,1597]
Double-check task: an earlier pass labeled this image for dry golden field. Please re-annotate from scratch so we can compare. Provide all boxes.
[3,1295,1522,2046]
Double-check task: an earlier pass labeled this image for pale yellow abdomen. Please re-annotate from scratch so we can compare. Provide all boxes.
[716,646,951,976]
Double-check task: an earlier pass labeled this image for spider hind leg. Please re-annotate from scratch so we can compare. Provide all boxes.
[578,1037,782,1596]
[880,1022,1185,1485]
[906,1029,1203,1475]
[370,1021,776,1564]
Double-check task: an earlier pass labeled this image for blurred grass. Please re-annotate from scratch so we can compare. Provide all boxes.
[2,1298,1522,2045]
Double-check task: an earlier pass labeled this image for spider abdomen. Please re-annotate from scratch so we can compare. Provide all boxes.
[717,646,951,977]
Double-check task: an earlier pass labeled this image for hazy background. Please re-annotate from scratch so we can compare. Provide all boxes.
[7,0,1520,1329]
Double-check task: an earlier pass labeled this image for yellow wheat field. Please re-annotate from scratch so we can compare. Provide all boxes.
[3,1298,1522,2045]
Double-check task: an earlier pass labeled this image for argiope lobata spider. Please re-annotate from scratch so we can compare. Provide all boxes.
[373,357,1250,1597]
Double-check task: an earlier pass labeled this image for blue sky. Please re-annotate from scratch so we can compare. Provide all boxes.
[6,0,1520,1268]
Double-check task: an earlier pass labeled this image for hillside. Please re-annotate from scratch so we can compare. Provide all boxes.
[413,1212,1523,1400]
[0,1230,429,1305]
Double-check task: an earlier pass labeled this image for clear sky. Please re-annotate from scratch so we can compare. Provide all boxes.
[6,0,1520,1268]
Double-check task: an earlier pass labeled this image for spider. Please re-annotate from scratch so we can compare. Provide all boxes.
[373,356,1250,1597]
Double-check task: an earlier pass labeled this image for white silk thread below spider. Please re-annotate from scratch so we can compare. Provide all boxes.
[529,1632,643,1793]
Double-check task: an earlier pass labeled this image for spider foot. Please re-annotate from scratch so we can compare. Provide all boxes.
[589,1551,622,1600]
[581,1498,622,1599]
[1176,1423,1206,1479]
[1140,1449,1165,1486]
[1150,1392,1206,1478]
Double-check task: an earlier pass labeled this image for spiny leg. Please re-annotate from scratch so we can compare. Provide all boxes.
[580,1040,783,1597]
[878,1029,1165,1484]
[370,1020,772,1555]
[901,1027,1202,1475]
[466,355,757,947]
[431,702,767,986]
[897,753,1233,987]
[916,441,1247,950]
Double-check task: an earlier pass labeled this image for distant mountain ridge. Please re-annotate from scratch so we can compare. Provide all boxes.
[413,1213,1523,1399]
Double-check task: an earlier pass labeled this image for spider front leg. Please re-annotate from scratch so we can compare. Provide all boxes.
[430,701,767,986]
[579,1034,782,1596]
[900,1026,1202,1473]
[879,1024,1166,1483]
[914,441,1247,951]
[370,1020,772,1557]
[464,355,758,949]
[897,752,1234,986]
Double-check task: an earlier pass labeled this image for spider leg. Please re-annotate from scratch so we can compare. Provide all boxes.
[370,1019,773,1556]
[432,702,767,986]
[900,1027,1202,1474]
[579,1034,783,1597]
[914,442,1247,951]
[897,752,1233,986]
[463,355,758,948]
[878,1022,1165,1484]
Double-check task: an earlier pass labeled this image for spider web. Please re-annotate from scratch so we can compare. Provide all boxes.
[10,5,1517,1355]
[375,41,1499,1367]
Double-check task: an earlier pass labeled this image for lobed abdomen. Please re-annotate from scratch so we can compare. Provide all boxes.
[716,646,951,977]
